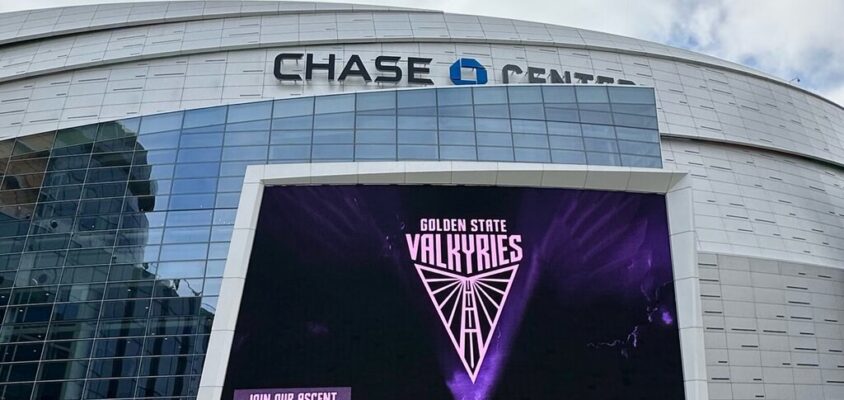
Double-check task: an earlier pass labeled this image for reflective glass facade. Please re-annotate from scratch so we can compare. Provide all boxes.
[0,84,659,399]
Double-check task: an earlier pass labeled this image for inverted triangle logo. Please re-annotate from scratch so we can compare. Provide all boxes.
[405,219,523,383]
[414,263,518,382]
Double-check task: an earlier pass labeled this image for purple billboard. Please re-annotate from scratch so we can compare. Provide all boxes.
[223,185,685,399]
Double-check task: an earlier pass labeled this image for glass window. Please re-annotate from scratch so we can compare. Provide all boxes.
[97,318,147,338]
[581,124,615,138]
[356,130,395,144]
[355,144,396,160]
[216,177,244,193]
[438,117,474,131]
[226,101,271,123]
[313,130,354,144]
[437,87,472,106]
[225,119,271,132]
[475,118,511,132]
[170,178,217,195]
[224,131,269,146]
[179,132,224,148]
[174,162,220,178]
[55,126,97,149]
[221,146,266,162]
[474,104,510,118]
[166,210,213,227]
[271,115,313,130]
[618,140,661,157]
[398,89,436,108]
[314,113,355,130]
[12,132,54,158]
[615,127,659,143]
[542,86,576,103]
[135,130,180,150]
[544,106,579,123]
[219,161,250,177]
[575,86,609,103]
[139,112,183,134]
[507,86,542,104]
[315,94,355,114]
[38,360,89,381]
[213,209,236,225]
[156,260,207,280]
[621,155,662,168]
[272,115,314,133]
[89,357,140,379]
[398,130,437,145]
[85,377,136,399]
[177,147,222,163]
[168,194,216,210]
[611,104,657,117]
[513,134,549,148]
[100,299,149,319]
[273,97,314,118]
[439,145,476,160]
[584,138,618,153]
[2,172,44,190]
[269,145,311,161]
[439,131,475,146]
[608,86,654,104]
[311,145,354,160]
[612,113,658,129]
[514,148,550,162]
[159,243,209,262]
[48,321,96,341]
[551,150,587,164]
[356,114,395,129]
[210,226,233,243]
[86,166,130,183]
[472,87,507,105]
[549,136,584,150]
[477,132,512,147]
[438,104,472,117]
[208,242,230,259]
[34,381,84,399]
[183,106,227,128]
[478,146,514,161]
[511,119,546,134]
[579,110,613,125]
[270,130,311,145]
[586,152,621,166]
[357,91,396,111]
[52,303,101,322]
[134,149,177,165]
[398,116,437,130]
[509,104,544,120]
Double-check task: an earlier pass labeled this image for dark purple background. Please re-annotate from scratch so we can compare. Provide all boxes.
[222,185,685,399]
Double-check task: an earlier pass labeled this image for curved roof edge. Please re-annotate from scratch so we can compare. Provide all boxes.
[0,1,840,111]
[0,1,432,45]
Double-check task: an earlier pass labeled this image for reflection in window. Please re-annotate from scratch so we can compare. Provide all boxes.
[0,85,662,398]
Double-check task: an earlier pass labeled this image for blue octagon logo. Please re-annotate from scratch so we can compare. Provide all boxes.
[450,58,488,85]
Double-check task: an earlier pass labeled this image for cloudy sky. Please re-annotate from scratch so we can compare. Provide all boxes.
[1,0,843,106]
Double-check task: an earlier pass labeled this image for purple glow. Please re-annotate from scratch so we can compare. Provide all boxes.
[231,186,682,399]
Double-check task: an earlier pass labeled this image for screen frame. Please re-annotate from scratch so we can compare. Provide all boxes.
[196,161,706,400]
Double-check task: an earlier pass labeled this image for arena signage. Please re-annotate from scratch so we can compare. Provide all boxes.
[273,53,434,84]
[273,53,634,86]
[223,185,685,399]
[500,64,635,85]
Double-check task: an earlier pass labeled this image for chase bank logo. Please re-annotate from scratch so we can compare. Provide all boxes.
[449,58,488,85]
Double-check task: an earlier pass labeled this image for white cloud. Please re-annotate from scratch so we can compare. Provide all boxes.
[0,0,842,105]
[667,1,844,105]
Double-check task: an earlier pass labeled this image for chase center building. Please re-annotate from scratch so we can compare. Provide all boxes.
[0,2,842,400]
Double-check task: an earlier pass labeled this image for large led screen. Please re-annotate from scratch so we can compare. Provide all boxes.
[223,185,684,399]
